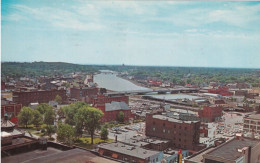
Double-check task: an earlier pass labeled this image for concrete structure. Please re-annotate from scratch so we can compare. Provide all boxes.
[12,89,67,106]
[198,105,223,123]
[243,114,260,134]
[146,113,205,151]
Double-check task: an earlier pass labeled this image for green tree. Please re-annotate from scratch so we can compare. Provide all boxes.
[57,123,74,145]
[44,108,55,126]
[57,107,65,119]
[54,95,62,104]
[45,125,55,138]
[36,103,53,114]
[100,126,108,141]
[116,111,125,123]
[18,107,33,128]
[85,107,104,144]
[74,107,87,139]
[63,102,89,125]
[32,110,43,129]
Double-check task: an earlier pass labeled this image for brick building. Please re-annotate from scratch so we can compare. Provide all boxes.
[208,86,233,96]
[91,94,129,106]
[198,105,223,123]
[1,99,22,125]
[90,94,131,123]
[70,87,98,100]
[12,89,67,106]
[146,113,205,151]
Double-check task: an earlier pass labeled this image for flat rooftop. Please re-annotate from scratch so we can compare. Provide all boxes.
[153,114,199,124]
[205,138,260,161]
[245,114,260,120]
[2,147,118,163]
[185,147,215,163]
[98,142,161,159]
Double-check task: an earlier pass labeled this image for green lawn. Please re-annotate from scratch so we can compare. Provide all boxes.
[74,137,114,149]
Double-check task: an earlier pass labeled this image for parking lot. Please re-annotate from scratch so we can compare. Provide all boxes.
[108,122,145,141]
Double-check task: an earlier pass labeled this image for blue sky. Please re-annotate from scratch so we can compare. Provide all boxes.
[2,0,260,68]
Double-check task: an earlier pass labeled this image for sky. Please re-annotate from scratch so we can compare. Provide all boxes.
[1,0,260,68]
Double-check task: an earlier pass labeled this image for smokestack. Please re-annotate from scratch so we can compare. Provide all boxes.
[115,135,117,143]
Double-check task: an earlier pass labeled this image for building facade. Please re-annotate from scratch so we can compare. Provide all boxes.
[12,89,67,106]
[146,113,204,151]
[198,105,223,123]
[243,114,260,134]
[70,87,98,99]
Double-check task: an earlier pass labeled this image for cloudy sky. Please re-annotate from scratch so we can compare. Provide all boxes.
[2,0,260,68]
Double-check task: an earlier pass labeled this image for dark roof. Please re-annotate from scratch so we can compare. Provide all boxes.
[204,138,260,161]
[2,147,118,163]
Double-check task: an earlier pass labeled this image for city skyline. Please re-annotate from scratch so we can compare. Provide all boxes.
[2,1,260,68]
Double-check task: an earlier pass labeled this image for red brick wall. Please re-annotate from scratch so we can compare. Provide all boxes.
[91,95,129,105]
[1,103,22,117]
[145,114,201,150]
[199,106,223,122]
[70,87,98,99]
[13,90,67,106]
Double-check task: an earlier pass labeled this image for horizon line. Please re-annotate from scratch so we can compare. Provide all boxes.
[2,60,260,70]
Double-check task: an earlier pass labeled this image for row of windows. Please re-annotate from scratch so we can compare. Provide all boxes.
[153,122,188,130]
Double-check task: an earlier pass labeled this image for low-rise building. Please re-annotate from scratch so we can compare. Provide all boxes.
[98,142,164,163]
[12,89,67,106]
[243,114,260,134]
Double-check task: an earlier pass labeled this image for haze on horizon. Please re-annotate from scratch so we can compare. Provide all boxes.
[2,1,260,68]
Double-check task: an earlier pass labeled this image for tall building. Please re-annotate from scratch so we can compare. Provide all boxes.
[70,87,98,100]
[146,113,205,151]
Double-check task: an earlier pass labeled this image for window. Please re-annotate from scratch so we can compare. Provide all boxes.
[185,127,187,130]
[168,130,170,133]
[153,127,156,131]
[163,129,165,133]
[153,121,156,125]
[179,126,182,129]
[163,123,165,127]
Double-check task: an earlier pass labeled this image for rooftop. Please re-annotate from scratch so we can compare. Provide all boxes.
[2,147,118,163]
[105,101,130,112]
[205,138,260,161]
[152,114,199,124]
[98,142,161,159]
[245,114,260,120]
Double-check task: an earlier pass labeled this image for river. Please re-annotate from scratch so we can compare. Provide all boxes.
[94,73,151,92]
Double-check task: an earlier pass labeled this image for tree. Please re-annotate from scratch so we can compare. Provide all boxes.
[18,107,33,128]
[32,110,43,129]
[85,107,104,144]
[100,126,108,141]
[54,95,62,104]
[57,123,74,145]
[44,108,55,126]
[57,107,65,119]
[36,103,53,114]
[74,107,87,139]
[116,111,125,123]
[45,125,55,138]
[63,102,89,125]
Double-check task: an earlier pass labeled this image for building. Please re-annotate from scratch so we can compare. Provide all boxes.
[70,87,98,100]
[243,114,260,134]
[98,142,164,163]
[1,99,22,125]
[203,136,260,163]
[1,114,118,163]
[91,94,129,106]
[99,101,132,123]
[198,105,223,123]
[12,89,67,106]
[208,86,233,96]
[146,113,205,151]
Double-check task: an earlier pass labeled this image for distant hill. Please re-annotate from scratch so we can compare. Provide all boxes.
[1,62,98,79]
